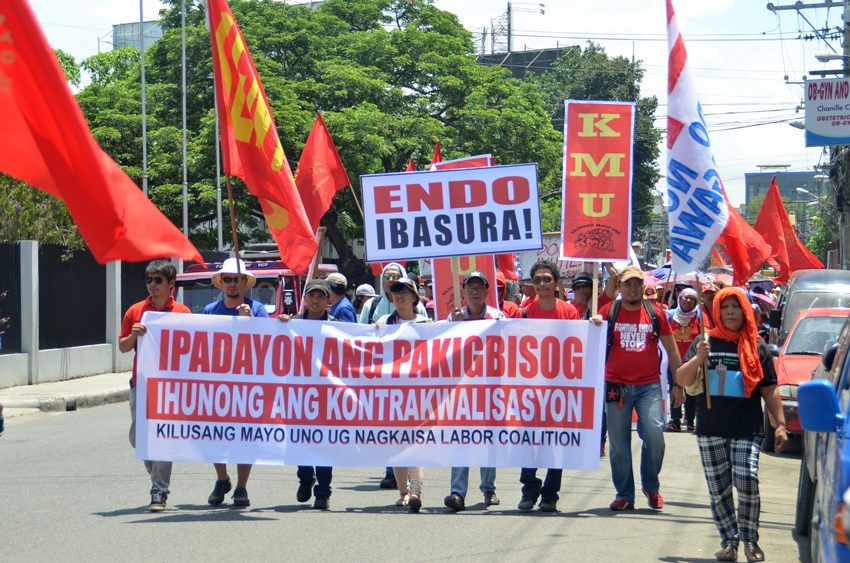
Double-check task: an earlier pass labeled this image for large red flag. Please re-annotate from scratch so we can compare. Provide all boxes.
[0,0,201,263]
[295,112,350,232]
[719,197,772,286]
[755,177,824,283]
[208,0,316,274]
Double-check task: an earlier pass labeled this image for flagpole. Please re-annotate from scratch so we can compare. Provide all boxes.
[139,0,148,197]
[214,91,223,250]
[181,0,189,237]
[225,175,241,260]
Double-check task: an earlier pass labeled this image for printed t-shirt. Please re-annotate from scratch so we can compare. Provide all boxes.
[523,299,579,320]
[683,337,777,438]
[203,297,268,318]
[600,301,672,385]
[670,315,700,358]
[121,295,191,386]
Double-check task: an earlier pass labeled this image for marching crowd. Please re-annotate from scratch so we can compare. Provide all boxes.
[119,255,788,563]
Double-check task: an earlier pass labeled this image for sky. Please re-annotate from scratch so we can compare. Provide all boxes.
[28,0,842,206]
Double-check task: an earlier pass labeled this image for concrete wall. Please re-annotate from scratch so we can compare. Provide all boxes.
[0,242,133,389]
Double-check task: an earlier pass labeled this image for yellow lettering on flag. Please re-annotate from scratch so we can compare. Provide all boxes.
[578,193,615,218]
[569,153,625,177]
[576,113,621,137]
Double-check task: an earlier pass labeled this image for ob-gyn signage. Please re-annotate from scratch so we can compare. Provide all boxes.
[360,164,543,261]
[804,77,850,146]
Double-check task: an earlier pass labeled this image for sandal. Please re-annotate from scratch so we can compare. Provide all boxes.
[714,546,737,562]
[744,542,764,562]
[395,491,410,507]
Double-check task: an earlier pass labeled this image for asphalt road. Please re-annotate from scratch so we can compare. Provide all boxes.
[1,403,807,562]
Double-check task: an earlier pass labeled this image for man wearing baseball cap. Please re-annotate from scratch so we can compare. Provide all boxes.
[279,279,337,509]
[596,265,682,512]
[700,281,718,329]
[203,257,268,508]
[326,272,356,323]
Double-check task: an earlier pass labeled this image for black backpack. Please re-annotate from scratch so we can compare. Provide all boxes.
[367,295,383,323]
[605,299,660,363]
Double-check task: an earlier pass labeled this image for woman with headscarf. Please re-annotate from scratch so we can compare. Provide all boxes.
[666,288,701,433]
[677,287,787,562]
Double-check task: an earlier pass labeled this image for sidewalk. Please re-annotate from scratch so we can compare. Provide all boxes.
[0,372,130,418]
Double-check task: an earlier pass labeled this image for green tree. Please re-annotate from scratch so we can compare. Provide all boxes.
[533,42,661,236]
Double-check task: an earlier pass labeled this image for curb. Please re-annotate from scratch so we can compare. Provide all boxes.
[2,388,129,412]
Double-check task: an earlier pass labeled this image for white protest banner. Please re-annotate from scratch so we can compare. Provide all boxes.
[360,163,542,261]
[135,312,605,470]
[517,232,587,279]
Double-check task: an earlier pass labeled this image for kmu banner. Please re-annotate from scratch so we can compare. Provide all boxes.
[361,164,542,261]
[561,101,634,262]
[135,312,606,470]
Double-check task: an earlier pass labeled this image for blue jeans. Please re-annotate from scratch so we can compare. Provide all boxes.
[297,466,333,498]
[519,468,562,502]
[605,382,665,503]
[450,467,496,498]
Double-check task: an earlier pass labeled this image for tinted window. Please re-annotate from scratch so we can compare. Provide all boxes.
[177,280,221,313]
[784,293,850,334]
[785,316,849,355]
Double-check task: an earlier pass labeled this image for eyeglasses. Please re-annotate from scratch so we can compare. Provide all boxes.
[221,276,243,284]
[146,277,165,285]
[532,275,554,284]
[464,284,487,292]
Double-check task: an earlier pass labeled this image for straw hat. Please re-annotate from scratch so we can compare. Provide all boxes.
[212,258,256,289]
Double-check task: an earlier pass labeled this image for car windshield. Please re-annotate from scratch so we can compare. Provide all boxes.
[783,292,850,334]
[784,315,848,355]
[248,279,278,314]
[177,280,221,313]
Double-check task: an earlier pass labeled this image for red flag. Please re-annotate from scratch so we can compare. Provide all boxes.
[295,112,350,232]
[755,177,823,283]
[0,0,201,264]
[710,246,726,267]
[719,197,772,286]
[405,159,415,172]
[209,0,316,274]
[431,141,442,165]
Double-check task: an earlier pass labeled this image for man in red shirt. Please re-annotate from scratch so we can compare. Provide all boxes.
[596,266,681,512]
[119,259,191,512]
[518,262,579,513]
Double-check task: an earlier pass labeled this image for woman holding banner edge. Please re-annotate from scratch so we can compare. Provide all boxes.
[375,276,430,512]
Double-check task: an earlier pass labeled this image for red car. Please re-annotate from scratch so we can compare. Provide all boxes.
[765,307,850,452]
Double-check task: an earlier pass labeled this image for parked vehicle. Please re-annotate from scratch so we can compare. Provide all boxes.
[769,269,850,346]
[764,308,850,452]
[176,260,303,316]
[796,313,850,562]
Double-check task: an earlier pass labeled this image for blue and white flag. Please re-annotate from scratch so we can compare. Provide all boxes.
[666,0,729,274]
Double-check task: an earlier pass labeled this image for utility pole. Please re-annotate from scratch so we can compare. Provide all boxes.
[507,2,512,53]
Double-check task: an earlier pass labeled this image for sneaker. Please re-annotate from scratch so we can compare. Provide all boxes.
[148,492,167,512]
[408,495,422,513]
[483,491,500,506]
[664,420,681,432]
[517,496,537,512]
[297,479,316,503]
[609,498,635,511]
[643,490,663,510]
[686,422,696,433]
[539,499,558,512]
[444,492,465,511]
[208,479,232,506]
[379,473,397,489]
[232,487,250,507]
[313,496,330,510]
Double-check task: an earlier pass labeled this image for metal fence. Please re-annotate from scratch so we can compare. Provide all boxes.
[0,243,21,354]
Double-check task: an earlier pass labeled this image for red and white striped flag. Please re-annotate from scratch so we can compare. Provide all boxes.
[666,0,729,273]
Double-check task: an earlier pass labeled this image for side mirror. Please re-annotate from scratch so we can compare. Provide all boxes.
[769,308,782,329]
[822,343,839,373]
[798,379,844,433]
[768,344,781,357]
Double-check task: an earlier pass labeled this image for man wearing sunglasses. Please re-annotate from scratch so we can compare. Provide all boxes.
[517,261,579,513]
[119,259,191,512]
[202,258,268,507]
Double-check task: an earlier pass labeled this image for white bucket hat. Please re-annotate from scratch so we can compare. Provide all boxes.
[212,258,256,289]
